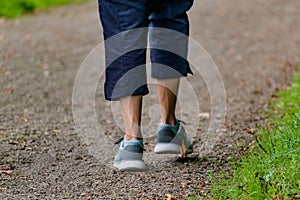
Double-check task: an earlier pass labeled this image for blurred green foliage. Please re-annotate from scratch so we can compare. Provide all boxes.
[0,0,88,18]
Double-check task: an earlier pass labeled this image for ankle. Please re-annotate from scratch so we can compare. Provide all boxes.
[125,135,142,141]
[160,117,177,126]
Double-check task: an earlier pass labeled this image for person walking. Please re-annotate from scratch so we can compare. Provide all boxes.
[98,0,194,171]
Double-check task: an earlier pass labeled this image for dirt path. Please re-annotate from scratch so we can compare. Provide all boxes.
[1,0,299,199]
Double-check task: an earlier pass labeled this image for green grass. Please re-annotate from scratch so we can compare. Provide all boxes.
[209,73,300,199]
[0,0,88,18]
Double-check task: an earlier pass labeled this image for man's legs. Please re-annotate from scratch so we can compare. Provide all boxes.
[157,78,180,126]
[154,77,194,156]
[120,95,143,141]
[119,79,179,140]
[150,0,194,156]
[154,78,194,156]
[113,95,145,171]
[99,0,149,170]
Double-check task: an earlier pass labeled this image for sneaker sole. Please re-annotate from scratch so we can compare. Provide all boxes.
[114,160,146,171]
[154,143,181,154]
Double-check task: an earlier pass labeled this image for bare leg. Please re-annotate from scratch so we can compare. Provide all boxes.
[120,95,143,141]
[157,78,180,125]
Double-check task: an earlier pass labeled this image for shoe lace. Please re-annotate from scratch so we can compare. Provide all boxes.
[114,137,124,145]
[177,119,187,125]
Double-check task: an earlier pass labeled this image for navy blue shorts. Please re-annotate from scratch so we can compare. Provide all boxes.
[98,0,194,100]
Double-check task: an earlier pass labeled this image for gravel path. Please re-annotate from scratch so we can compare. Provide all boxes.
[1,0,300,199]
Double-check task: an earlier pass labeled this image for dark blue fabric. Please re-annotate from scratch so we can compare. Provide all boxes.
[98,0,194,100]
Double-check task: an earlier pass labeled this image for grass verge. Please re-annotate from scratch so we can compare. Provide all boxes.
[209,73,300,199]
[0,0,89,18]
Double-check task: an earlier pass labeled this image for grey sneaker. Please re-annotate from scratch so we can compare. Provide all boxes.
[154,120,193,157]
[113,137,146,171]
